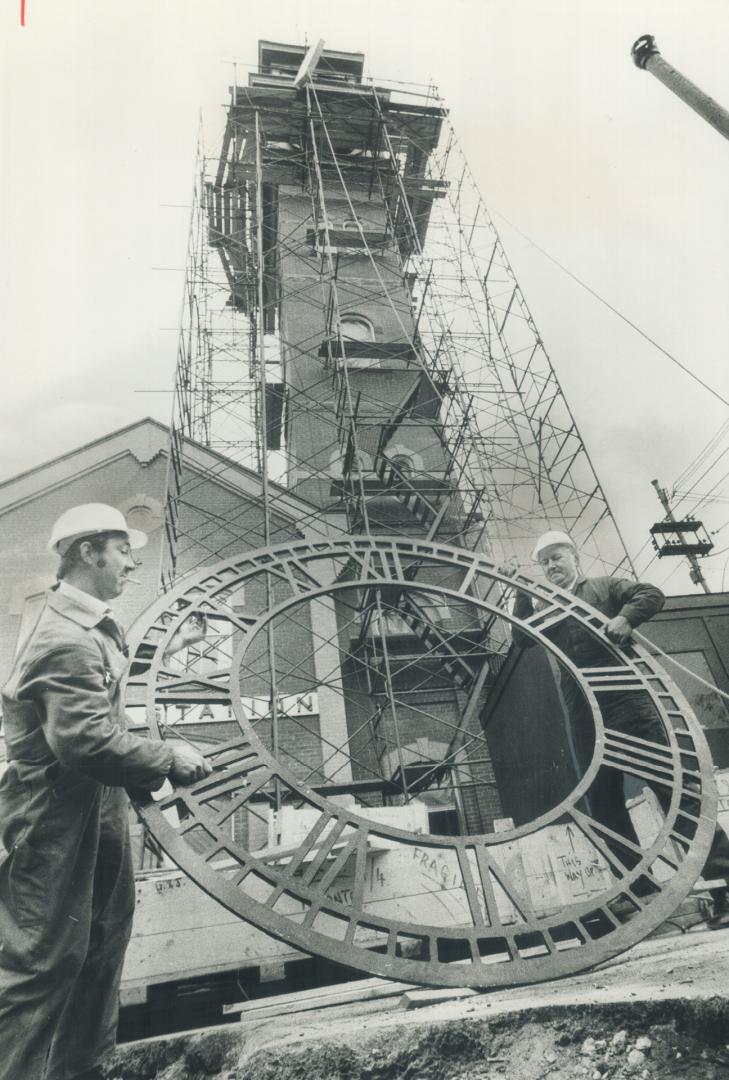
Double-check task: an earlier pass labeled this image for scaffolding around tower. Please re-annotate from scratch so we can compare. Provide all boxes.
[162,42,632,595]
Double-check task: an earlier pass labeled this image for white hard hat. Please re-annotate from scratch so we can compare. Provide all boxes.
[48,503,148,555]
[531,530,576,561]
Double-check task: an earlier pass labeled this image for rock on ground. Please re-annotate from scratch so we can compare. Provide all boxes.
[103,998,729,1080]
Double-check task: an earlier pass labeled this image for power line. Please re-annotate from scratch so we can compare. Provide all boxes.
[671,445,729,518]
[673,417,729,493]
[494,210,729,411]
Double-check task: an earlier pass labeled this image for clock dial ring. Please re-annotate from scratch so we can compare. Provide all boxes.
[126,537,717,987]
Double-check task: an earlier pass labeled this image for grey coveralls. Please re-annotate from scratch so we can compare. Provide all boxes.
[513,576,729,888]
[0,584,174,1080]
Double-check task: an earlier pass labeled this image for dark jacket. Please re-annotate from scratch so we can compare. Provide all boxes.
[512,575,665,668]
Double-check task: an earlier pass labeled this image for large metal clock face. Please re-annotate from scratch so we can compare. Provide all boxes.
[126,538,717,988]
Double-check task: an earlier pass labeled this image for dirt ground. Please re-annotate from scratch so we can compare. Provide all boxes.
[104,1002,729,1080]
[105,929,729,1080]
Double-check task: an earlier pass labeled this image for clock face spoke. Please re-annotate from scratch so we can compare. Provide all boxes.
[126,539,717,988]
[299,819,350,888]
[472,845,505,928]
[456,846,487,926]
[317,827,369,895]
[211,779,270,829]
[485,848,539,925]
[568,807,657,881]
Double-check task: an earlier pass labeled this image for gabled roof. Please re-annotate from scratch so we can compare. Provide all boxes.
[0,417,325,535]
[0,417,169,511]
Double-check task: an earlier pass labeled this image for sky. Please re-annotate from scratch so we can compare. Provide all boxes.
[2,0,729,594]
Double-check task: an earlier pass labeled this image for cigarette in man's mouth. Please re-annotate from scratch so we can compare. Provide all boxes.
[125,577,143,585]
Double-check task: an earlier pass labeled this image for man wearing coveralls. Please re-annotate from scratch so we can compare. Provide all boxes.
[0,504,212,1080]
[509,530,729,930]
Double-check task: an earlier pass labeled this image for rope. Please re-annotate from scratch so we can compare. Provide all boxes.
[633,628,729,705]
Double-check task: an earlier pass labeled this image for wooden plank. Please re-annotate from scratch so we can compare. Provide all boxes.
[399,987,478,1010]
[223,974,416,1019]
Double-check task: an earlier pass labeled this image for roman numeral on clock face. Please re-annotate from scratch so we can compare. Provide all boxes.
[601,728,677,789]
[581,666,646,693]
[521,604,571,634]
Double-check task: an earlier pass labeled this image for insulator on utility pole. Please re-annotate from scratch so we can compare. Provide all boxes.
[631,34,729,142]
[650,479,713,594]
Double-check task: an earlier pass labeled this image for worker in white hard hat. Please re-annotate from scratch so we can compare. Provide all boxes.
[522,529,657,644]
[507,529,729,929]
[47,501,149,556]
[0,503,212,1080]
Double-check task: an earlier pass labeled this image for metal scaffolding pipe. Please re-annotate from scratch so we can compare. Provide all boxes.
[631,34,729,142]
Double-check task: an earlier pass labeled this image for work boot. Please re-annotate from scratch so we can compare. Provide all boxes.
[707,887,729,930]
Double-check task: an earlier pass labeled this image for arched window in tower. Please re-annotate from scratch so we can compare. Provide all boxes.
[387,445,423,478]
[340,314,375,342]
[338,314,380,369]
[390,453,414,479]
[388,452,417,493]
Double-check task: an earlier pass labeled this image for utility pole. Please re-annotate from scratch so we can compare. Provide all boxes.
[651,479,712,593]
